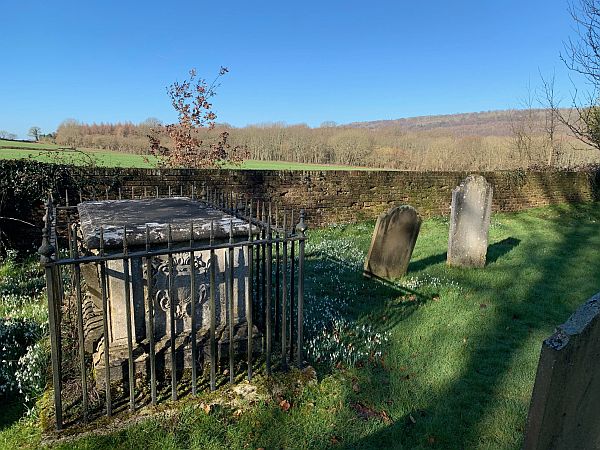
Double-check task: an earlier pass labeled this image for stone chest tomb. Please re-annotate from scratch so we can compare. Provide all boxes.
[40,191,308,430]
[77,197,258,383]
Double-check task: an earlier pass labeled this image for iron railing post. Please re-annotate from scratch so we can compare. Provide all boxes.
[38,195,62,430]
[296,210,307,368]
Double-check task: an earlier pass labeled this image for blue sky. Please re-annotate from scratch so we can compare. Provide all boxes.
[0,1,583,138]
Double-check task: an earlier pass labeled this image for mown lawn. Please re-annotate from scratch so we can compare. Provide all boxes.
[0,140,377,171]
[1,202,599,449]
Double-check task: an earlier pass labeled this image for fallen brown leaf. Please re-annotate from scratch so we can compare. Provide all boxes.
[380,410,392,424]
[351,402,393,424]
[199,402,211,414]
[279,399,291,411]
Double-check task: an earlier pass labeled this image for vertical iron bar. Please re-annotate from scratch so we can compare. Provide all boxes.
[265,217,272,375]
[189,222,198,394]
[228,220,235,383]
[145,226,157,405]
[274,206,280,342]
[123,227,135,411]
[156,186,159,198]
[289,210,296,359]
[66,211,74,267]
[246,209,253,381]
[296,210,307,368]
[167,224,177,400]
[71,225,89,421]
[281,213,288,369]
[50,197,60,262]
[209,221,217,390]
[99,228,112,416]
[119,188,122,200]
[255,201,261,330]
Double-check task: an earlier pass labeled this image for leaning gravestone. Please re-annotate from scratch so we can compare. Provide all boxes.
[523,292,600,450]
[363,205,421,280]
[447,175,493,268]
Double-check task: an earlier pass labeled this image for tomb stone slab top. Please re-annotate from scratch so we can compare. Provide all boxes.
[78,197,256,250]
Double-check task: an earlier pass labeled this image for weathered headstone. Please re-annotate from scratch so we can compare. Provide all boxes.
[447,175,493,268]
[523,292,600,450]
[363,205,421,280]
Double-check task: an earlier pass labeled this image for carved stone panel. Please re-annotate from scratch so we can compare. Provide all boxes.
[105,244,247,348]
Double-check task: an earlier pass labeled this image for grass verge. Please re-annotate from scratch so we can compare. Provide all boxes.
[0,140,380,171]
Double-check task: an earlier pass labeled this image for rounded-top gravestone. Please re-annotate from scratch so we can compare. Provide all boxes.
[447,175,493,268]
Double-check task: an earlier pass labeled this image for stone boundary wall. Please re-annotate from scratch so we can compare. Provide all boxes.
[76,169,597,227]
[2,164,597,253]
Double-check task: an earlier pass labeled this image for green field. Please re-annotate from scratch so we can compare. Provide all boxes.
[0,140,377,171]
[1,202,599,449]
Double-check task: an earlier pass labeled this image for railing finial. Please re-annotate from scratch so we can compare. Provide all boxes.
[38,194,55,264]
[296,209,307,235]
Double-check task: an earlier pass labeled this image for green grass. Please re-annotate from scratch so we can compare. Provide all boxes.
[2,202,600,449]
[0,139,377,170]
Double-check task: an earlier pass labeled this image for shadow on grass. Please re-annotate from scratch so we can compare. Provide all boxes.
[408,237,521,272]
[486,237,521,264]
[308,252,433,335]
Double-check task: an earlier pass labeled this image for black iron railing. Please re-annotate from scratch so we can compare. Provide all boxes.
[38,187,307,430]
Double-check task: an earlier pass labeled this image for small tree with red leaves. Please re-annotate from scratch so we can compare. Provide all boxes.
[148,67,246,168]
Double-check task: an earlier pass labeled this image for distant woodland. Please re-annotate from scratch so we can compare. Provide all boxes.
[47,110,600,171]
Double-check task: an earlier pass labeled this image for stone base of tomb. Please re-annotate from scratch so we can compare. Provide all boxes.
[92,321,262,387]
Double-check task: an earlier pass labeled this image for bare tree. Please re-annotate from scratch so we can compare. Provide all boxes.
[557,0,600,150]
[509,81,539,166]
[28,126,41,141]
[539,72,564,166]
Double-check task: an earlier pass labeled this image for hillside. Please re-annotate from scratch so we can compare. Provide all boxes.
[346,109,562,136]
